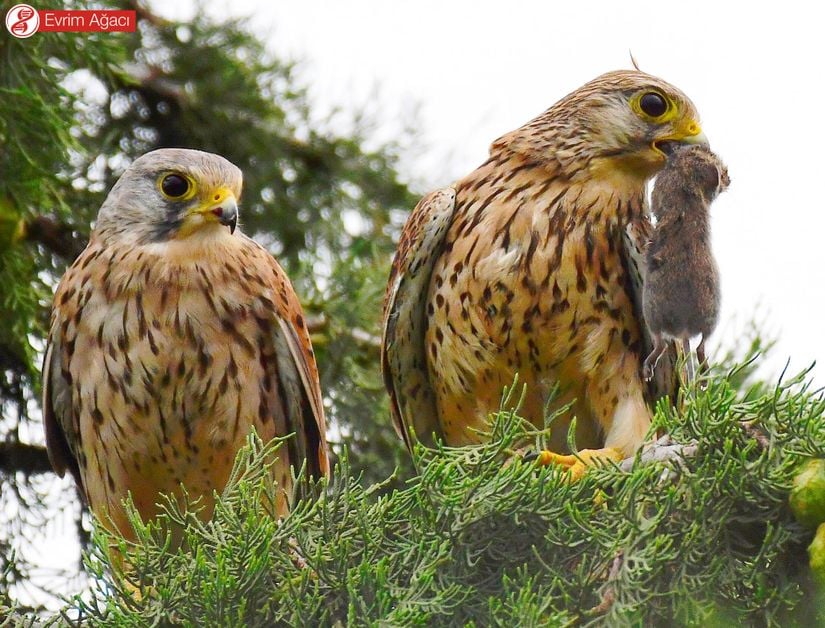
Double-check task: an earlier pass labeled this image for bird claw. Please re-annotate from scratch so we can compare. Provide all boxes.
[534,448,623,481]
[520,450,542,463]
[617,434,698,473]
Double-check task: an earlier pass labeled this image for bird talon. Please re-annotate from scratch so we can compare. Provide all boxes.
[520,450,542,463]
[533,448,622,481]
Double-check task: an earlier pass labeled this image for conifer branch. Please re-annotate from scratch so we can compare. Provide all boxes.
[22,216,86,260]
[0,442,53,476]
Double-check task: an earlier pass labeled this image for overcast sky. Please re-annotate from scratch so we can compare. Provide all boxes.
[156,0,825,381]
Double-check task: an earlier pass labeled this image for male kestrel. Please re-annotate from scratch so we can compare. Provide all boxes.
[382,70,706,472]
[43,149,329,539]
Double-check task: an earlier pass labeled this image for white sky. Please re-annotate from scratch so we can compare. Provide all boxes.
[161,0,824,380]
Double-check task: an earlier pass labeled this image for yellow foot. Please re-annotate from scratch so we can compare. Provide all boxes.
[535,448,623,481]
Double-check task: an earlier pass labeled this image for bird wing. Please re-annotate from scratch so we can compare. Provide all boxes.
[273,316,330,478]
[42,323,84,494]
[381,187,456,450]
[623,215,679,405]
[259,248,330,480]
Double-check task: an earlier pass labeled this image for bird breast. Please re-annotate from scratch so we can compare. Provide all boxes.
[58,236,288,525]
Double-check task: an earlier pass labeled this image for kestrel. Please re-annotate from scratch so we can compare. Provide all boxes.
[383,70,706,472]
[43,148,329,539]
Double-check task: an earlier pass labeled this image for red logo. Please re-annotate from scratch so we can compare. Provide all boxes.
[5,4,40,38]
[4,5,136,37]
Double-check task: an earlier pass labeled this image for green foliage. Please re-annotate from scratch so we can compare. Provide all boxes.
[0,0,120,379]
[0,0,415,484]
[1,2,124,604]
[68,3,419,484]
[808,524,825,587]
[2,2,821,623]
[39,360,825,626]
[1,1,415,607]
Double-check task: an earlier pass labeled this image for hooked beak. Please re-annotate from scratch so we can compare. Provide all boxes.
[187,186,238,234]
[653,120,709,156]
[211,196,238,234]
[681,129,709,146]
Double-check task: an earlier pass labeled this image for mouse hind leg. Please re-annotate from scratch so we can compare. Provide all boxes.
[696,333,710,376]
[643,333,669,381]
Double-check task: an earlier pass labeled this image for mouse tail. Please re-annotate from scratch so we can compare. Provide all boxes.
[681,338,697,384]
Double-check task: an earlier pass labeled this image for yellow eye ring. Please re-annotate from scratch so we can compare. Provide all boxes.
[158,173,196,200]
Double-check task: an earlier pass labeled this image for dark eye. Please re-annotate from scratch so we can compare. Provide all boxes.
[161,174,190,198]
[640,92,668,117]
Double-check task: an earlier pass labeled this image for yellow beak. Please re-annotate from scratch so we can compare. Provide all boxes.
[653,119,708,156]
[681,129,709,146]
[187,187,238,234]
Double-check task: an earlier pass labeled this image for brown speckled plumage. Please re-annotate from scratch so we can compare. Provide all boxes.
[43,149,328,538]
[383,70,707,460]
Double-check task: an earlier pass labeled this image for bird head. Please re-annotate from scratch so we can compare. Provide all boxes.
[95,148,243,244]
[495,70,707,182]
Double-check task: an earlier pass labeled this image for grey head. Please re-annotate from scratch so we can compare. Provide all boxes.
[94,148,242,244]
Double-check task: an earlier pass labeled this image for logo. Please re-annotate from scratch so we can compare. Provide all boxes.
[5,4,40,38]
[4,5,136,37]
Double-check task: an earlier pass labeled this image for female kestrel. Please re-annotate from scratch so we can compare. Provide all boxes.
[382,70,706,473]
[43,149,329,538]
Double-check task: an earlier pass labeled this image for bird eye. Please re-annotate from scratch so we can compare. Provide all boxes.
[639,92,668,118]
[161,174,190,199]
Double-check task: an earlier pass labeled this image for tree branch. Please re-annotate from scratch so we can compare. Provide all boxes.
[0,442,54,476]
[306,314,380,350]
[22,215,86,260]
[619,434,699,473]
[740,420,771,449]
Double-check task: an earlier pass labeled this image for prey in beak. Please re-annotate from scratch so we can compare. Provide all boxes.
[653,119,708,157]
